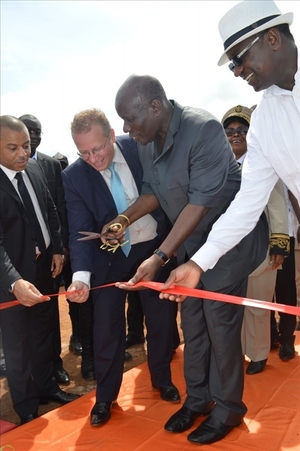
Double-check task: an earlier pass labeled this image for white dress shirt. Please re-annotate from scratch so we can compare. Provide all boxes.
[192,58,300,272]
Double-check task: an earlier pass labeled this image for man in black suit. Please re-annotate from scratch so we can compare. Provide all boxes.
[0,115,80,424]
[19,114,71,384]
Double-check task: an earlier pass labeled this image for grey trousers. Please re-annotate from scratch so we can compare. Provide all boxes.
[181,213,269,426]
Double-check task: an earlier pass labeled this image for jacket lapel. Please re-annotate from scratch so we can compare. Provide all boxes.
[85,163,117,214]
[0,168,32,228]
[0,168,21,204]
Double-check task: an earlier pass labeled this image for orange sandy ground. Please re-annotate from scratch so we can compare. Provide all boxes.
[0,332,299,451]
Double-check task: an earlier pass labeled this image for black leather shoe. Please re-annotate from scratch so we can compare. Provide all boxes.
[187,415,236,444]
[124,351,132,362]
[54,368,70,385]
[20,412,38,425]
[40,389,80,405]
[164,403,214,433]
[153,383,180,403]
[125,335,145,349]
[246,359,267,375]
[279,337,295,361]
[69,336,82,355]
[90,402,112,426]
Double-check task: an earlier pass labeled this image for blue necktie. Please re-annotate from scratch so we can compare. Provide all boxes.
[109,163,131,256]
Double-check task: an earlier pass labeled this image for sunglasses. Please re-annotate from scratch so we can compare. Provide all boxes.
[228,32,266,72]
[225,127,248,137]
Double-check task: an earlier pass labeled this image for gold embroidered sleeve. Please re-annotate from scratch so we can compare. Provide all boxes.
[269,233,290,256]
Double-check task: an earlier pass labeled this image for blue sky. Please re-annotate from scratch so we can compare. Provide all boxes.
[1,1,299,164]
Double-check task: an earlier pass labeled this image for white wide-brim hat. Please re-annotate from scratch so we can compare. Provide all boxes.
[218,0,293,66]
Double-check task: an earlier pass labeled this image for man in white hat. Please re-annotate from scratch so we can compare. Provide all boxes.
[160,4,299,300]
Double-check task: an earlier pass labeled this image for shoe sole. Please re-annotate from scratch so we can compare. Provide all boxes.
[161,396,181,403]
[279,355,295,361]
[90,413,111,427]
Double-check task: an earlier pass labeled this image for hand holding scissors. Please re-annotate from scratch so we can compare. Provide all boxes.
[78,219,129,253]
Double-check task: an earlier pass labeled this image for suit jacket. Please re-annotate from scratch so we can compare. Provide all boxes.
[62,135,167,285]
[36,151,69,247]
[0,159,63,302]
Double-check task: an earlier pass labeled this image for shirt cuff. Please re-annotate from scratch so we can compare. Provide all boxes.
[72,271,91,288]
[190,242,222,272]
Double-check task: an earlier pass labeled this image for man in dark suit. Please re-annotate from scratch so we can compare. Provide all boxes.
[18,114,71,384]
[63,108,180,427]
[0,115,80,424]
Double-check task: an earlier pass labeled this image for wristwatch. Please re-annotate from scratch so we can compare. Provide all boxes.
[153,249,170,266]
[9,281,18,293]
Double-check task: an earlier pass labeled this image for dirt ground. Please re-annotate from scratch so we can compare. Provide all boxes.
[0,289,183,425]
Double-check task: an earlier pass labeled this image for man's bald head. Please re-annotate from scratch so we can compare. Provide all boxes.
[19,114,42,131]
[115,74,167,111]
[0,115,28,135]
[115,74,173,147]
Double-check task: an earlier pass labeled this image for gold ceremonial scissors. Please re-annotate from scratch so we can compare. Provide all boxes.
[77,223,127,253]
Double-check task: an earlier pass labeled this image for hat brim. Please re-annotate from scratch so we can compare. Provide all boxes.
[218,12,293,66]
[223,116,250,128]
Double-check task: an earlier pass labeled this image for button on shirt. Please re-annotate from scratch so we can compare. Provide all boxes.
[192,60,300,272]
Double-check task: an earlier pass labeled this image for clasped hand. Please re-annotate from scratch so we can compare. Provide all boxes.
[116,254,164,291]
[117,259,203,303]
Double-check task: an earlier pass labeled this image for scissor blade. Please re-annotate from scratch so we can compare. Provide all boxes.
[77,231,101,241]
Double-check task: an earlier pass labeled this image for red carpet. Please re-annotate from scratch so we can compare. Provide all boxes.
[1,332,299,451]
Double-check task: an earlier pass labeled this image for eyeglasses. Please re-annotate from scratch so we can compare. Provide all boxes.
[225,127,248,137]
[228,32,266,72]
[77,137,108,160]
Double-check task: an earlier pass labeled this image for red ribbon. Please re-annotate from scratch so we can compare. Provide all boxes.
[1,281,300,316]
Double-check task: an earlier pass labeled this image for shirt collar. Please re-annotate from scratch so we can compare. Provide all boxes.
[100,142,126,175]
[0,164,20,182]
[159,100,182,155]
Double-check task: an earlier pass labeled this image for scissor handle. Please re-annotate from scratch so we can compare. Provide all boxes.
[106,222,123,233]
[100,222,127,253]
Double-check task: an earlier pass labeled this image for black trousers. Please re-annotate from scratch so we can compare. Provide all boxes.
[92,237,177,403]
[1,250,60,418]
[273,236,297,341]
